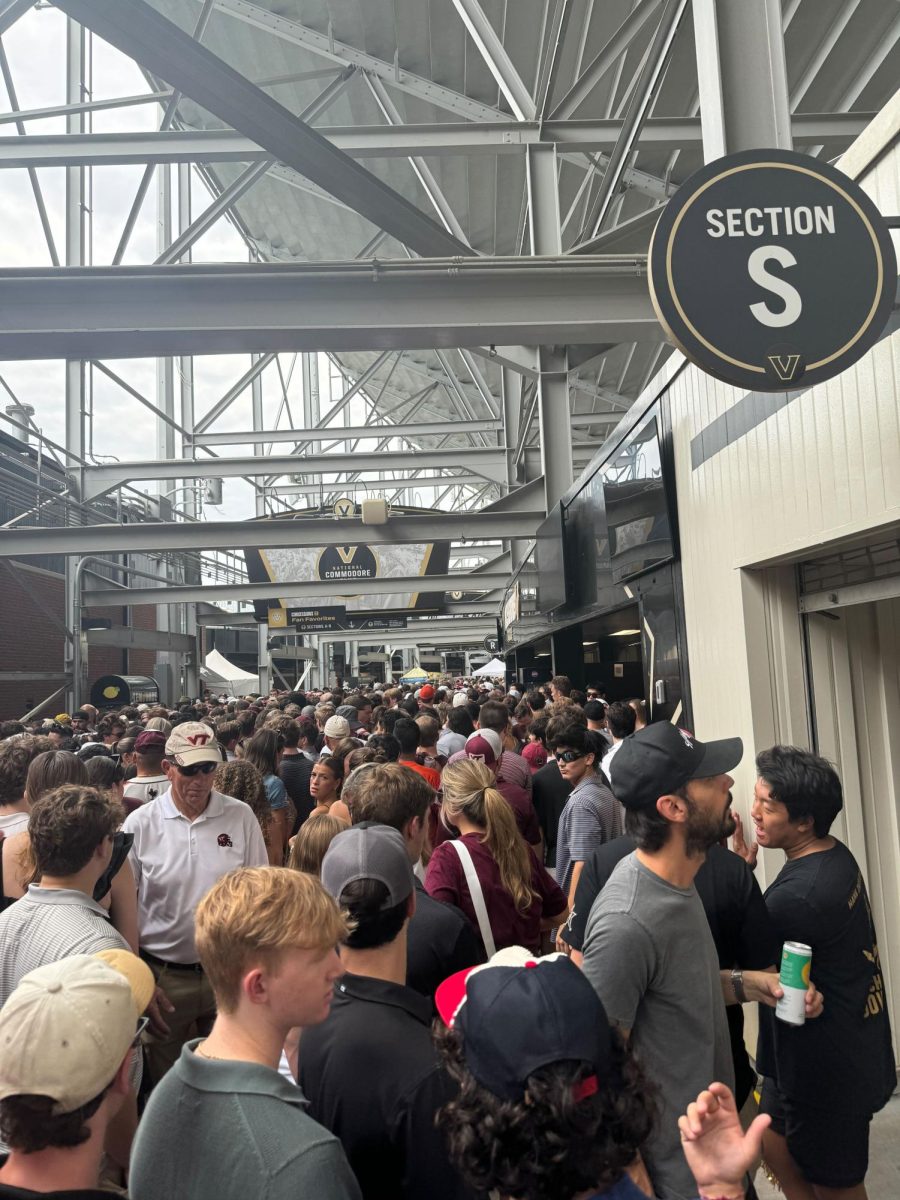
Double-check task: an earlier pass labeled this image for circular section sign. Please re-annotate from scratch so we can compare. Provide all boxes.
[649,150,896,392]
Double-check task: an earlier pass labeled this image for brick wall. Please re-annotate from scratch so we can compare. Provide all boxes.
[0,564,162,720]
[0,566,66,720]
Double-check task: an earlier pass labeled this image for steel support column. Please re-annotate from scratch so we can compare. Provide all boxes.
[63,17,85,710]
[692,0,792,161]
[527,144,572,512]
[177,160,200,699]
[501,365,529,575]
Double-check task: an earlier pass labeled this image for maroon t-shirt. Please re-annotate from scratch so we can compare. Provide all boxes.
[424,832,567,953]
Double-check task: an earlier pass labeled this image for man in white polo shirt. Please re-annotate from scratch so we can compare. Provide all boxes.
[123,722,267,1085]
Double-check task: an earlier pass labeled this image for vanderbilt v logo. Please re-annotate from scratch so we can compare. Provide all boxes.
[336,546,357,565]
[767,353,802,382]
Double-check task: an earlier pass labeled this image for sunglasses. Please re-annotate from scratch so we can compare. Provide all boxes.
[173,760,218,777]
[132,1016,150,1048]
[555,750,585,764]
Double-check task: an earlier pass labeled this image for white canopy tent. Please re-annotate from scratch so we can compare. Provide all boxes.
[202,648,260,691]
[472,657,507,677]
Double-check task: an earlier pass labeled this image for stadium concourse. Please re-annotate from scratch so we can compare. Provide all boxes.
[0,1,899,1199]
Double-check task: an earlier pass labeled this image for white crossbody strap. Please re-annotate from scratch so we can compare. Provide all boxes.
[449,839,496,958]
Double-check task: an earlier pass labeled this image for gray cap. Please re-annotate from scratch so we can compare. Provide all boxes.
[321,825,414,910]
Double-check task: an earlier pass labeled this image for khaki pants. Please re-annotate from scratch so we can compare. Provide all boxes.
[143,960,216,1087]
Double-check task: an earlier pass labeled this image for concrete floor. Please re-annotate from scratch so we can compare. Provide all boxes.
[754,1093,900,1197]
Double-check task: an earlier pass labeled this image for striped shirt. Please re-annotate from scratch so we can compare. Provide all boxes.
[0,886,129,1005]
[555,774,624,897]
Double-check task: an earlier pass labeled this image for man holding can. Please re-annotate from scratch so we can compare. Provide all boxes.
[581,724,823,1200]
[749,746,894,1200]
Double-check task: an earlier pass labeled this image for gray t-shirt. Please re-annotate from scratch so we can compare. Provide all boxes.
[130,1041,361,1200]
[582,852,733,1200]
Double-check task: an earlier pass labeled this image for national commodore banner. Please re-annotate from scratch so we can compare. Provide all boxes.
[242,507,451,621]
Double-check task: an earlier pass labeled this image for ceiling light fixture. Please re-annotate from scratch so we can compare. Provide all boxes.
[610,629,641,636]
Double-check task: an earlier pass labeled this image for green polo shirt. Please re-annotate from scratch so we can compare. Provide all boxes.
[129,1041,361,1200]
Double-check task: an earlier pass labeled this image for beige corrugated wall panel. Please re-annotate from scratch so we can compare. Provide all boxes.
[666,93,900,888]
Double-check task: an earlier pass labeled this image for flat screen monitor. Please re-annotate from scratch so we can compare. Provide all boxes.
[535,505,567,613]
[602,414,673,583]
[564,466,607,611]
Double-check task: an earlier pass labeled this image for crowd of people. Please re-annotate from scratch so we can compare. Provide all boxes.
[0,673,893,1200]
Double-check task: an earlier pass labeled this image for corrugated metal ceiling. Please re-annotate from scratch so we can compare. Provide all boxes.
[142,0,900,452]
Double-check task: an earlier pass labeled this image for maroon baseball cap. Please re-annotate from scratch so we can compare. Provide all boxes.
[134,730,166,753]
[464,730,502,768]
[419,684,436,701]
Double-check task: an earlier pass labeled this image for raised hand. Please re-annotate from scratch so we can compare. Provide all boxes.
[730,811,758,868]
[678,1081,770,1199]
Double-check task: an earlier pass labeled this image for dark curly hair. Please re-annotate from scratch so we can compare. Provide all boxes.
[435,1022,654,1200]
[0,1088,109,1153]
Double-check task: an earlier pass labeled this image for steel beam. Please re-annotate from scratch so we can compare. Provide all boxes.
[196,419,501,447]
[156,66,358,266]
[0,44,59,265]
[582,0,690,238]
[81,448,510,500]
[364,75,470,247]
[86,573,512,608]
[550,0,664,120]
[212,0,504,124]
[194,354,276,435]
[451,0,537,121]
[0,511,542,556]
[53,0,474,260]
[0,258,658,360]
[0,90,175,126]
[273,476,483,497]
[0,0,34,36]
[693,0,792,160]
[0,114,866,167]
[85,627,196,652]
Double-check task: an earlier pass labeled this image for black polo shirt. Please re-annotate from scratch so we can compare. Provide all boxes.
[298,974,471,1200]
[408,879,485,1000]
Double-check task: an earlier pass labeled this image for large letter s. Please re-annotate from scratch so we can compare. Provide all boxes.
[748,245,802,328]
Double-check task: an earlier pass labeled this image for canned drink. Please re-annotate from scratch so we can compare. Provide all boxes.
[776,941,812,1026]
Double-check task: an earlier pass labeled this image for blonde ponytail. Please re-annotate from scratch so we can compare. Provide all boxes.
[441,759,536,914]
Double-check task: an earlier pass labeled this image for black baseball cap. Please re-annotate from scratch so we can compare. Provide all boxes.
[436,950,614,1102]
[609,722,743,811]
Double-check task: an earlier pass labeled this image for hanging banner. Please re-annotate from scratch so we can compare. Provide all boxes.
[244,505,451,621]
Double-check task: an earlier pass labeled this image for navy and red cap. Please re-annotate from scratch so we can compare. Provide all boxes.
[436,948,614,1102]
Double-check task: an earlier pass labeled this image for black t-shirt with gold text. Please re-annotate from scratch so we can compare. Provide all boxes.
[756,839,895,1113]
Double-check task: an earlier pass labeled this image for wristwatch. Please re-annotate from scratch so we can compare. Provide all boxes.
[731,967,747,1004]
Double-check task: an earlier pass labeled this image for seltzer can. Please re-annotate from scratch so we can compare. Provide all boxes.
[776,941,812,1026]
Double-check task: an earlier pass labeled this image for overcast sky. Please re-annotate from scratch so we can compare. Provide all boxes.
[0,5,370,523]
